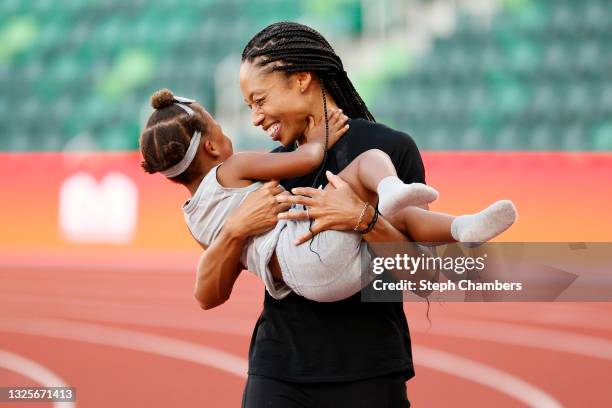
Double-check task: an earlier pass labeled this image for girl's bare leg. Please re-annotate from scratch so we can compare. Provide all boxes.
[329,149,437,210]
[331,149,518,243]
[387,206,455,243]
[329,149,451,241]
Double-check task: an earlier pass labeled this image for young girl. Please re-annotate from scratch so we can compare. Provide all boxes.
[139,89,517,302]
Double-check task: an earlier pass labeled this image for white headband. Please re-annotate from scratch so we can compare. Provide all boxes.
[160,131,201,178]
[160,95,200,178]
[173,95,195,116]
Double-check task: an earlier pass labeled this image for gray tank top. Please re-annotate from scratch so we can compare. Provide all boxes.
[182,164,292,298]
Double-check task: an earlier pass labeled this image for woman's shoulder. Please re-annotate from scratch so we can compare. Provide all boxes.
[346,118,420,154]
[344,118,425,183]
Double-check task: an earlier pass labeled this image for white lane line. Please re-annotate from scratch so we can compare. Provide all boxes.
[0,318,247,378]
[0,249,200,273]
[0,296,255,336]
[414,345,563,408]
[0,318,563,406]
[0,263,194,274]
[412,318,612,362]
[0,293,193,311]
[5,300,612,363]
[39,312,253,337]
[0,349,75,408]
[0,288,188,301]
[438,306,612,332]
[0,289,263,311]
[6,296,612,364]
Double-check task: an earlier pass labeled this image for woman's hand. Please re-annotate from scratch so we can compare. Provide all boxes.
[225,180,292,238]
[276,171,366,244]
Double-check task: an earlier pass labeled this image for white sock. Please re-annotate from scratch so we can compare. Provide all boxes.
[377,176,439,217]
[451,200,518,243]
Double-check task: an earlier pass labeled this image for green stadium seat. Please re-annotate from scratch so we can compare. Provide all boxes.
[557,124,583,150]
[1,0,610,152]
[592,121,612,150]
[528,124,554,150]
[371,0,611,150]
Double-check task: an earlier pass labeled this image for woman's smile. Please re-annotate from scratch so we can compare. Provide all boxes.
[264,122,281,141]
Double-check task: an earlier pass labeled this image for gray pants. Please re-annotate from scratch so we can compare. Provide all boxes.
[275,206,373,302]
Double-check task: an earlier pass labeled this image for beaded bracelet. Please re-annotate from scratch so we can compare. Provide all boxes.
[353,201,370,232]
[354,202,379,235]
[359,205,379,235]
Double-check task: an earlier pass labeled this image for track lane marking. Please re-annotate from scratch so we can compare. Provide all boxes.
[1,317,562,406]
[0,349,75,408]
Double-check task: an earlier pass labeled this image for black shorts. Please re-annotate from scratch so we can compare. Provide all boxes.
[242,373,410,408]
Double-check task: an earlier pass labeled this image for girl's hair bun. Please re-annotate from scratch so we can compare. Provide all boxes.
[151,88,175,110]
[161,140,187,165]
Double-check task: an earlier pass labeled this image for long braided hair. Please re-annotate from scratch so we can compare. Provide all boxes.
[243,22,375,253]
[242,22,374,121]
[242,22,375,188]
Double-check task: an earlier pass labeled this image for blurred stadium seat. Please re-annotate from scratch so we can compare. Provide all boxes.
[372,0,612,151]
[0,0,610,151]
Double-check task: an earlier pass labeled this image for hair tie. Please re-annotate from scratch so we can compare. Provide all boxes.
[173,95,196,116]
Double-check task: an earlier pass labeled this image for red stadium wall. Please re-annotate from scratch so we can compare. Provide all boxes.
[1,152,611,258]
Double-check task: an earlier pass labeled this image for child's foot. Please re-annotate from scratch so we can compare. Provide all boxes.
[377,176,439,217]
[451,200,518,243]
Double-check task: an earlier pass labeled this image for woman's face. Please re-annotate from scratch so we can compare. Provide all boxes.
[239,61,311,146]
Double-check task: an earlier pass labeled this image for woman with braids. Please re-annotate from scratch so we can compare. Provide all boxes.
[151,22,517,407]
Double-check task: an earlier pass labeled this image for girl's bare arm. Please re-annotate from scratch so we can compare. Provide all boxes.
[219,110,348,184]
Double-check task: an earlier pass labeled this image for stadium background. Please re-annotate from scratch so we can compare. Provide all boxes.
[1,0,612,407]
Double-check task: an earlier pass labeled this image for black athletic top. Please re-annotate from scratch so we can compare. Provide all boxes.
[247,118,426,383]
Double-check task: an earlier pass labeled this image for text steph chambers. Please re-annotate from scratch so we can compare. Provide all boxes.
[372,279,523,292]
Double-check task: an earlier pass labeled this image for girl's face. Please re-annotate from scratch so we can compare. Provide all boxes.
[199,107,234,161]
[239,61,311,146]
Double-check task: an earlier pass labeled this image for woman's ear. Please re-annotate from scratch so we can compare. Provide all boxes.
[294,72,313,93]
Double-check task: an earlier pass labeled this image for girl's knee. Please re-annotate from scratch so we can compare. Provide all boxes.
[363,149,388,160]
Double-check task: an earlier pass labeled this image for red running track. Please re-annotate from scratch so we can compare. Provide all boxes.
[1,260,612,407]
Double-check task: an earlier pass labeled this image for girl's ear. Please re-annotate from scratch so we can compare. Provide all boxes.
[203,138,221,158]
